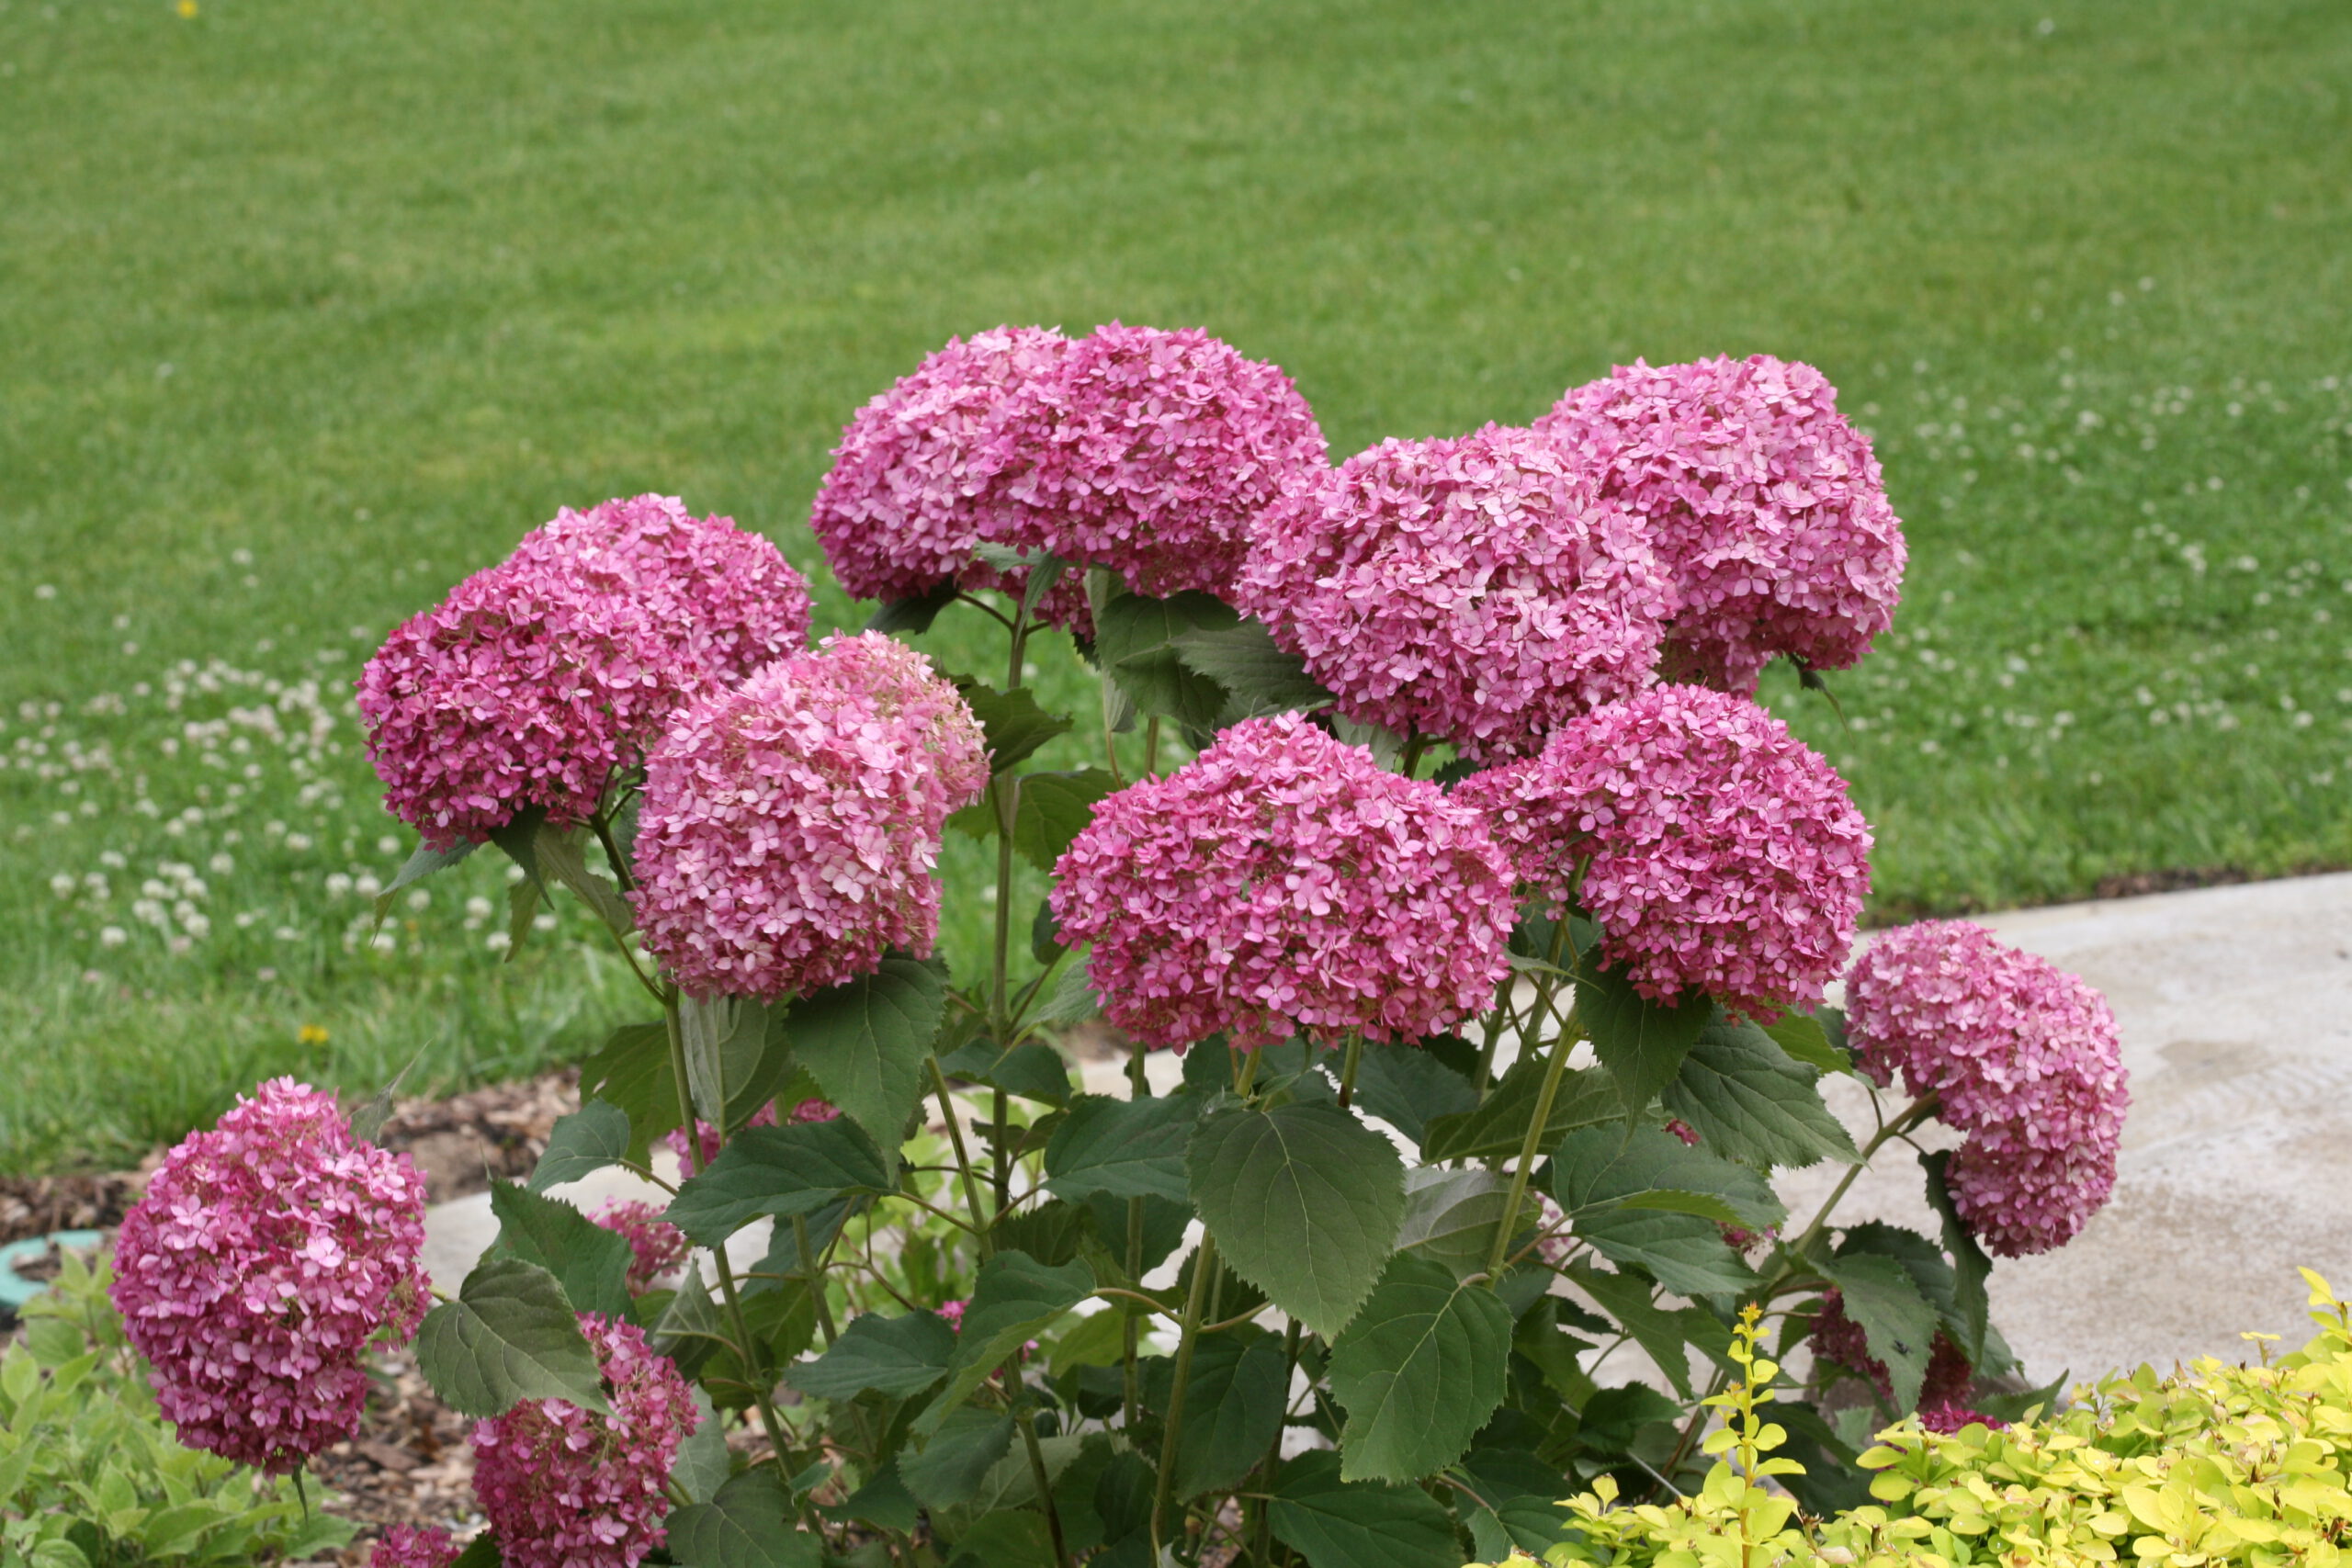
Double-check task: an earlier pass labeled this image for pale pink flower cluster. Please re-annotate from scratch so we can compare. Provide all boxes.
[1810,1288,1996,1428]
[988,322,1328,598]
[1051,714,1513,1050]
[1846,921,2127,1257]
[1536,355,1905,693]
[469,1313,697,1568]
[1241,424,1673,760]
[631,633,988,1001]
[359,496,811,848]
[109,1078,428,1473]
[591,1200,692,1293]
[1454,685,1870,1019]
[370,1525,460,1568]
[810,326,1089,630]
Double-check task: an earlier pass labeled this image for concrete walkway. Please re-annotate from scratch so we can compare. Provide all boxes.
[420,872,2352,1385]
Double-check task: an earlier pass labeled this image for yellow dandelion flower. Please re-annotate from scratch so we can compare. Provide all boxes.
[177,0,198,17]
[297,1023,329,1046]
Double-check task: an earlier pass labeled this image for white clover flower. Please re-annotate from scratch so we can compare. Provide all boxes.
[376,835,401,856]
[274,926,300,942]
[209,852,235,874]
[354,874,382,899]
[99,850,127,870]
[235,910,260,928]
[485,931,512,952]
[182,912,211,939]
[99,926,128,948]
[324,873,354,897]
[49,873,74,897]
[464,896,492,919]
[404,889,430,912]
[531,912,558,933]
[285,833,312,852]
[368,931,395,953]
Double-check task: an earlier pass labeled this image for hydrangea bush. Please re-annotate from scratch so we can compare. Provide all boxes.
[105,327,2127,1568]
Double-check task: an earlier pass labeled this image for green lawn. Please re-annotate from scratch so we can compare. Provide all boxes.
[3,0,2347,1172]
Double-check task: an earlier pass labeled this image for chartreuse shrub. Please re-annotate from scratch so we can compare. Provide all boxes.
[100,329,2131,1566]
[1485,1271,2352,1568]
[0,1250,356,1566]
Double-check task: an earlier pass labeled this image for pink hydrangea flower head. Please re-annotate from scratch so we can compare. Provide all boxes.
[1242,424,1673,759]
[1811,1290,1982,1415]
[631,632,988,1001]
[1919,1402,2005,1434]
[1050,714,1515,1050]
[662,1102,780,1171]
[810,327,1090,631]
[1458,685,1870,1019]
[1945,1139,2119,1258]
[938,1299,967,1330]
[985,322,1329,598]
[791,1097,842,1123]
[469,1313,698,1568]
[359,497,811,850]
[1536,355,1905,692]
[591,1200,693,1292]
[108,1077,429,1473]
[371,1526,461,1568]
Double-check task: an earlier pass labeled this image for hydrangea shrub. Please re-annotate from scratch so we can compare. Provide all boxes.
[109,323,2128,1568]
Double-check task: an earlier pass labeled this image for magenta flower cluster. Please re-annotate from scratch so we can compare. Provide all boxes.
[987,321,1329,599]
[1051,714,1513,1050]
[630,632,988,1001]
[1536,355,1906,693]
[591,1200,692,1293]
[1455,684,1870,1019]
[1242,424,1673,760]
[1810,1289,1998,1432]
[109,1078,429,1473]
[469,1312,698,1568]
[809,325,1088,629]
[359,495,811,848]
[370,1525,460,1568]
[1845,920,2128,1257]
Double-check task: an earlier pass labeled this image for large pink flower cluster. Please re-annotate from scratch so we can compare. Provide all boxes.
[1241,424,1674,760]
[109,1078,429,1473]
[987,322,1328,598]
[591,1200,692,1293]
[1050,714,1513,1049]
[370,1526,460,1568]
[809,326,1089,629]
[1453,684,1870,1019]
[1846,921,2127,1257]
[631,632,988,1001]
[1536,355,1905,693]
[359,496,810,848]
[469,1313,698,1568]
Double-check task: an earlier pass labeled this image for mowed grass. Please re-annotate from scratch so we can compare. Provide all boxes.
[2,0,2348,1171]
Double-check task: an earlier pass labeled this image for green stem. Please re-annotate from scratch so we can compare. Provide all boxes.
[1123,1034,1149,1437]
[1151,1233,1219,1555]
[793,1213,838,1347]
[1143,714,1162,777]
[1483,1022,1577,1286]
[1251,1319,1305,1563]
[1785,1092,1940,1263]
[1334,1032,1364,1110]
[1399,732,1429,777]
[1233,1044,1263,1100]
[1018,1403,1076,1568]
[929,1057,994,1257]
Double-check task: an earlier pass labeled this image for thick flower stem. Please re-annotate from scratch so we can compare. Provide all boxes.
[1483,1025,1576,1286]
[929,1057,994,1257]
[1250,1317,1305,1562]
[1122,1035,1149,1436]
[1151,1232,1219,1556]
[1334,1032,1364,1110]
[792,1213,838,1347]
[1018,1404,1076,1568]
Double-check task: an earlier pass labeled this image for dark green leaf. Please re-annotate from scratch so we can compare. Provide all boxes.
[1567,1264,1694,1397]
[1547,1125,1787,1229]
[943,1510,1057,1568]
[1170,1332,1287,1497]
[1030,898,1060,964]
[1094,590,1238,728]
[785,1309,957,1401]
[990,1041,1073,1104]
[919,1251,1096,1432]
[901,1406,1018,1508]
[1393,1168,1507,1280]
[1574,963,1713,1115]
[1269,1450,1463,1568]
[664,1120,893,1247]
[1660,1020,1860,1169]
[1170,619,1335,716]
[678,996,794,1136]
[1919,1149,1992,1360]
[749,1196,855,1282]
[1045,1094,1195,1203]
[345,1048,423,1146]
[649,1269,728,1380]
[487,806,549,895]
[1009,769,1115,871]
[449,1537,503,1568]
[673,1388,729,1504]
[1032,963,1101,1028]
[582,1022,683,1168]
[991,1198,1098,1268]
[958,682,1076,773]
[1187,1102,1406,1339]
[1342,1043,1478,1148]
[1420,1052,1619,1163]
[1571,1209,1758,1297]
[1328,1254,1511,1482]
[1573,1382,1683,1452]
[415,1258,609,1418]
[373,838,477,923]
[785,955,945,1149]
[532,822,637,938]
[1765,1010,1852,1076]
[1815,1252,1938,1411]
[834,1459,922,1535]
[666,1470,817,1567]
[487,1181,634,1320]
[1467,1495,1577,1562]
[528,1100,633,1192]
[865,577,957,635]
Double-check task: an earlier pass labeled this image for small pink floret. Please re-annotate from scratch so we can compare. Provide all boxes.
[370,1525,461,1568]
[590,1200,692,1293]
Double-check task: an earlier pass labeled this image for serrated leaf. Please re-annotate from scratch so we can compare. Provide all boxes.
[902,1406,1019,1507]
[1393,1167,1507,1280]
[865,577,958,635]
[1170,620,1336,716]
[942,1509,1057,1568]
[990,1040,1073,1104]
[1815,1251,1939,1411]
[834,1459,922,1535]
[1918,1151,1992,1360]
[531,822,636,938]
[1661,1019,1860,1169]
[1032,963,1101,1027]
[373,839,477,923]
[1269,1450,1463,1568]
[666,1469,817,1567]
[1009,769,1114,871]
[1045,1094,1195,1203]
[1341,1043,1478,1147]
[1575,962,1713,1115]
[918,1251,1096,1432]
[486,1181,634,1320]
[582,1021,683,1168]
[785,955,944,1150]
[678,995,795,1136]
[673,1388,729,1505]
[345,1048,423,1146]
[529,1100,632,1192]
[1328,1253,1511,1482]
[958,682,1076,773]
[449,1536,503,1568]
[415,1258,609,1417]
[1571,1208,1758,1297]
[1765,1010,1852,1075]
[1094,589,1238,728]
[648,1263,727,1379]
[1567,1263,1695,1397]
[1420,1051,1619,1163]
[784,1309,958,1401]
[1163,1331,1286,1497]
[664,1120,893,1247]
[1548,1124,1787,1229]
[1188,1102,1406,1340]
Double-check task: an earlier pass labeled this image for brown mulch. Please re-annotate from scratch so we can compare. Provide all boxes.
[312,1348,484,1561]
